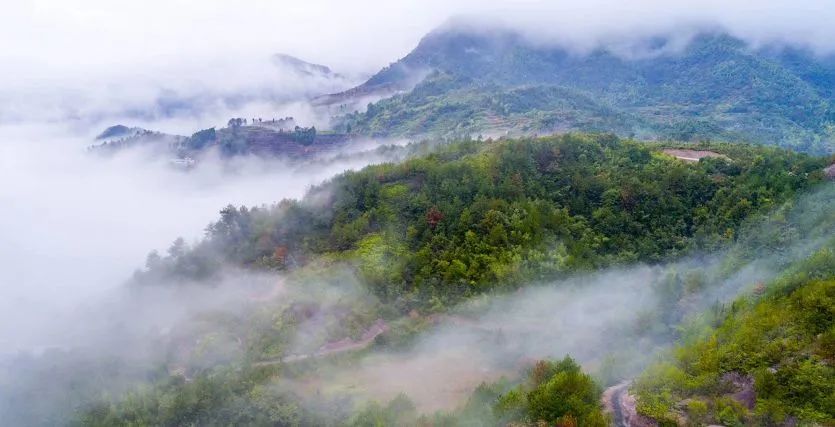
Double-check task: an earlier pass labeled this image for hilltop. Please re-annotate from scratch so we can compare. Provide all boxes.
[89,117,353,162]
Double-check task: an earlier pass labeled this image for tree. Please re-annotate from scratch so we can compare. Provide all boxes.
[145,250,162,270]
[187,128,216,149]
[493,357,607,426]
[526,357,604,425]
[426,206,444,229]
[167,237,186,259]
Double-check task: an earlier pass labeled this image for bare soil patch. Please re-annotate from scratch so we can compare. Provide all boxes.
[662,149,728,163]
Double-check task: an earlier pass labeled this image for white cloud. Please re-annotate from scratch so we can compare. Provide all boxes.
[0,120,401,351]
[3,0,835,73]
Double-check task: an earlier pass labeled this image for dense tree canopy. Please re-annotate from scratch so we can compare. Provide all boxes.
[65,133,833,427]
[138,134,827,312]
[635,244,835,426]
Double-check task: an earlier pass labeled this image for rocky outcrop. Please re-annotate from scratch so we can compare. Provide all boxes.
[722,372,756,410]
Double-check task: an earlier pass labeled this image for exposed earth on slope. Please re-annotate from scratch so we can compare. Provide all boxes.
[661,148,729,162]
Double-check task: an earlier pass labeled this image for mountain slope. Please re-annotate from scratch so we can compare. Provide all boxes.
[335,28,835,153]
[635,247,835,426]
[135,135,829,307]
[77,135,830,426]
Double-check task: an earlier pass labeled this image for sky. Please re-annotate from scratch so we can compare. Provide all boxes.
[5,1,835,78]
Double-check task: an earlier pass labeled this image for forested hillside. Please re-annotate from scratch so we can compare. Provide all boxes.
[335,30,835,154]
[635,247,835,426]
[67,134,831,427]
[139,134,828,308]
[6,134,831,426]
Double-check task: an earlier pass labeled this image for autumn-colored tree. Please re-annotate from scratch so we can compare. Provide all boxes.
[426,206,444,229]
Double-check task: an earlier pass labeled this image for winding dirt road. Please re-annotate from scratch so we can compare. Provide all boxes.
[253,319,389,367]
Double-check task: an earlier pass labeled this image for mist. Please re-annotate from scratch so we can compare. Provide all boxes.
[0,118,407,353]
[1,126,831,423]
[282,184,835,414]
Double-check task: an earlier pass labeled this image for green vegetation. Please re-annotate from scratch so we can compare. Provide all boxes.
[77,355,605,427]
[139,134,827,313]
[77,368,317,427]
[290,125,317,145]
[68,173,831,427]
[186,127,217,150]
[493,357,607,426]
[15,21,835,427]
[634,245,835,426]
[341,73,641,139]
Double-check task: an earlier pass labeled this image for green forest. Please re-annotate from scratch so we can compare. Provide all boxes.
[635,252,835,426]
[138,134,827,308]
[45,134,829,426]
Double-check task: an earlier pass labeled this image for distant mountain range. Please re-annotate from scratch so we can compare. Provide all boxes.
[329,27,835,154]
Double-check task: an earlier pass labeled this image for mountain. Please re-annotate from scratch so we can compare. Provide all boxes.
[333,27,835,153]
[272,53,340,78]
[16,23,835,427]
[11,129,834,425]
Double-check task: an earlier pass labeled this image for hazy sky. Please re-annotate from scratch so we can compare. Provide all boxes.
[4,0,835,78]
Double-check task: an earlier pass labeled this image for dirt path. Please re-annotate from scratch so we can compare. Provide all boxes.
[253,319,389,367]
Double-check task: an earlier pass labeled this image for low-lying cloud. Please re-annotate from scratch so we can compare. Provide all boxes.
[290,185,835,413]
[0,120,402,352]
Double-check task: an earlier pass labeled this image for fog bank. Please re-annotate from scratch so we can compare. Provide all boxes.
[0,120,399,352]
